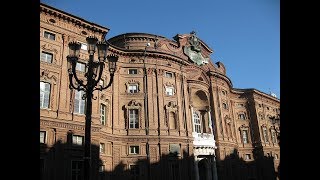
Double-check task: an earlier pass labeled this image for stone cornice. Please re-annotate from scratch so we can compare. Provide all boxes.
[107,46,190,66]
[40,3,109,34]
[207,70,233,88]
[231,88,280,103]
[40,119,101,132]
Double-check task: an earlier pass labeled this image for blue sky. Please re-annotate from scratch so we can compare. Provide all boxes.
[41,0,280,98]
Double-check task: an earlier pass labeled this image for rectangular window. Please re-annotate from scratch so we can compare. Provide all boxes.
[165,87,174,96]
[80,43,88,50]
[100,143,105,154]
[165,72,173,78]
[271,131,277,143]
[40,52,53,63]
[74,90,85,114]
[242,130,248,144]
[129,85,138,93]
[71,161,83,180]
[129,69,138,74]
[40,82,51,109]
[44,31,56,40]
[40,131,46,144]
[72,135,84,146]
[245,154,251,160]
[76,62,86,72]
[129,146,139,154]
[129,109,139,129]
[193,112,201,133]
[130,165,140,180]
[263,127,269,142]
[100,104,106,125]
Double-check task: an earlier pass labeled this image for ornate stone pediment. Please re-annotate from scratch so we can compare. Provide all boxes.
[183,31,209,66]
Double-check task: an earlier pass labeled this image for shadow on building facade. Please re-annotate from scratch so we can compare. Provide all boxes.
[41,132,279,180]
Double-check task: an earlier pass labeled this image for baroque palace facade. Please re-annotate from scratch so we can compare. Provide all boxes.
[40,3,280,180]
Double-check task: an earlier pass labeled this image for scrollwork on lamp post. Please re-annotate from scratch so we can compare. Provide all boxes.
[67,36,118,180]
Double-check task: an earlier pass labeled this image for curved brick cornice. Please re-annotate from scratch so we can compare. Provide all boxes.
[207,70,233,88]
[107,46,190,66]
[40,3,109,34]
[107,33,216,68]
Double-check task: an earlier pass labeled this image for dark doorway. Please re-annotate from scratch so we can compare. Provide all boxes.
[198,159,208,180]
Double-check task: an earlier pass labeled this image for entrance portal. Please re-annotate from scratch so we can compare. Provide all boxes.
[198,159,208,180]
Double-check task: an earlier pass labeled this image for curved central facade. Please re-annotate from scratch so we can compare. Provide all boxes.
[40,3,280,180]
[106,32,220,180]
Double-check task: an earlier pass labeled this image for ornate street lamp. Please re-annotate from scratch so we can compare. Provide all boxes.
[67,36,118,180]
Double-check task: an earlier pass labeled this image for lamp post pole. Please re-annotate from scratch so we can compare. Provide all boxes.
[67,36,118,180]
[83,52,94,180]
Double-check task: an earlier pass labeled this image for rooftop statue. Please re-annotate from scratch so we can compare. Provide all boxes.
[183,31,209,66]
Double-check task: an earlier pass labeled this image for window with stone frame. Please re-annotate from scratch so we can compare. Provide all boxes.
[129,84,138,93]
[262,125,269,143]
[164,82,175,96]
[193,111,201,133]
[239,125,250,144]
[76,62,86,72]
[128,69,138,74]
[165,71,174,78]
[44,31,55,40]
[40,131,46,144]
[125,80,140,94]
[100,104,106,125]
[40,51,53,63]
[165,86,174,96]
[125,100,142,129]
[40,81,51,109]
[271,129,277,144]
[242,130,249,143]
[129,145,140,154]
[100,143,105,154]
[74,90,86,114]
[72,135,84,146]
